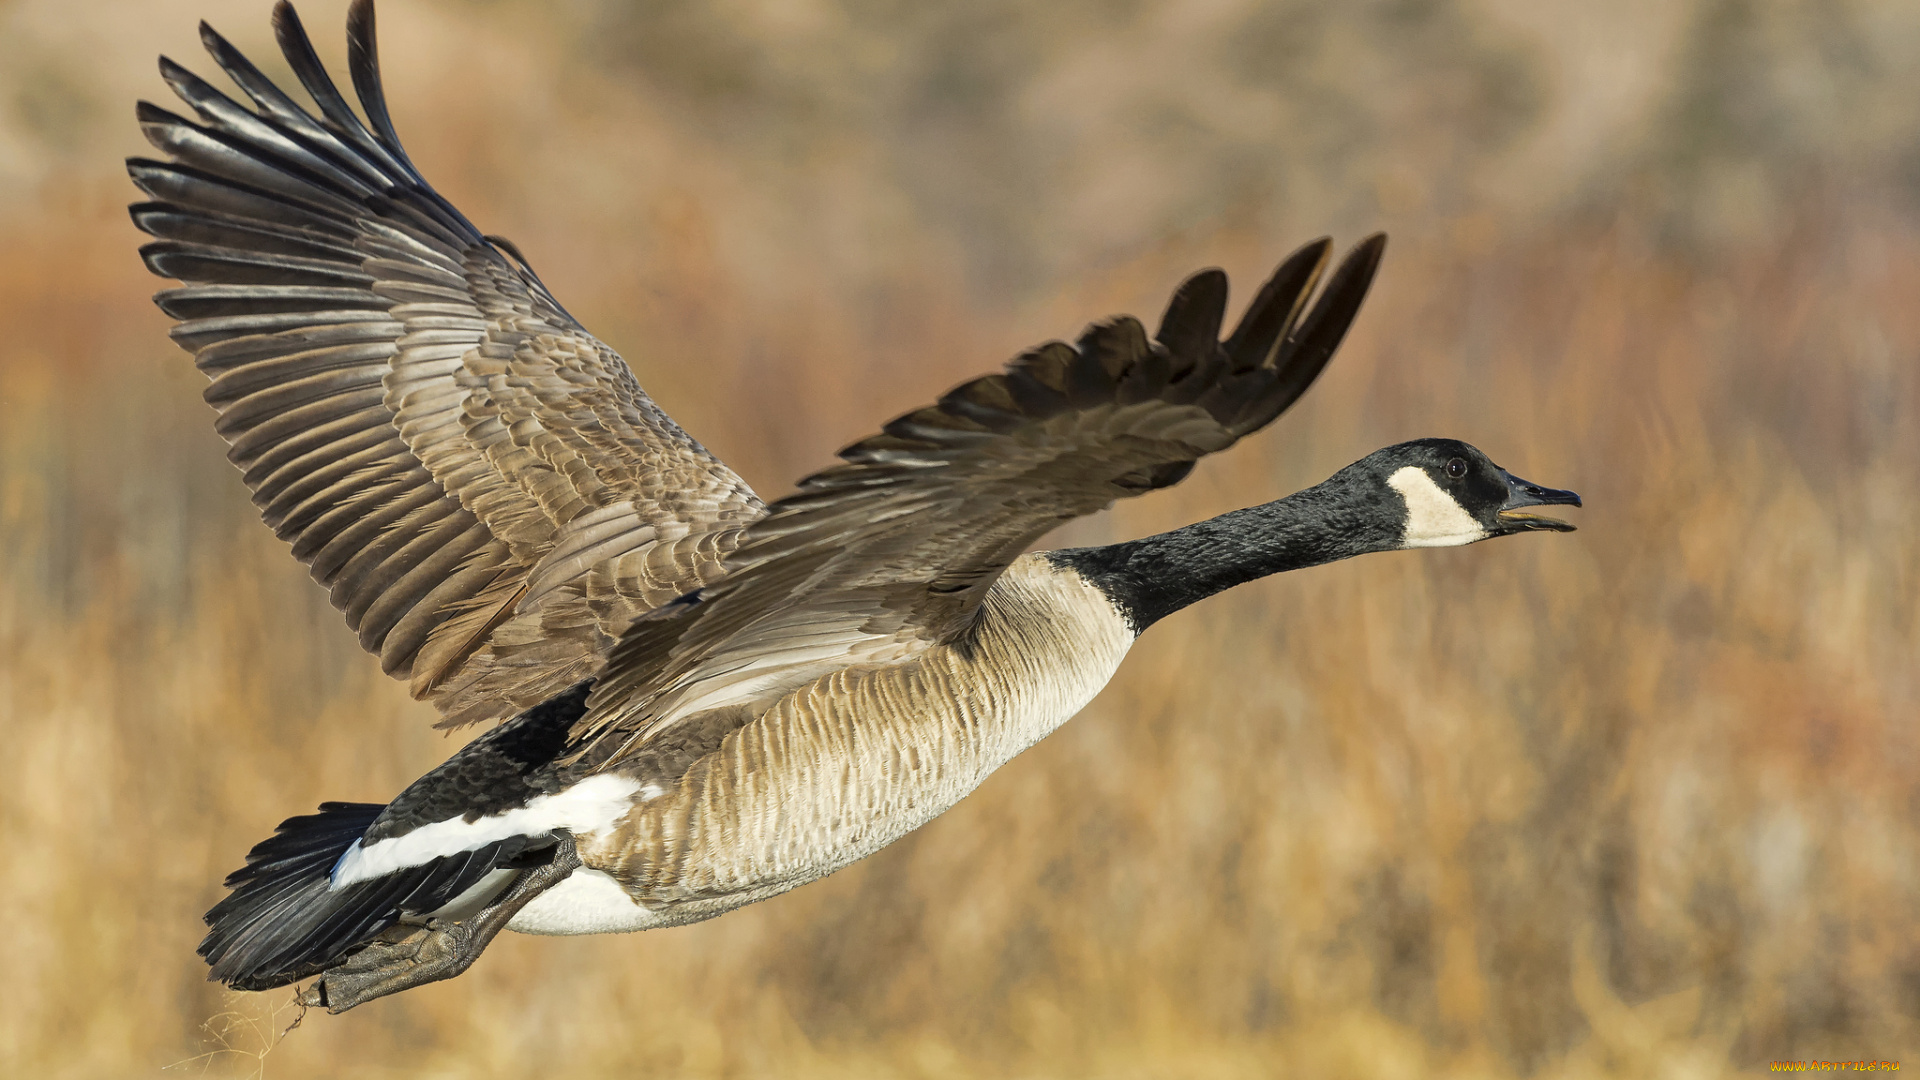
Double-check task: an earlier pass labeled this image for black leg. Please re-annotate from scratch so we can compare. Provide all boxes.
[295,834,583,1013]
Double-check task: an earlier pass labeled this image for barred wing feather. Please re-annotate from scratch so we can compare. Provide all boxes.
[129,0,763,727]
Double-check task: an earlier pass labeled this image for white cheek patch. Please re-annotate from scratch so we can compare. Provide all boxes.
[1387,466,1488,548]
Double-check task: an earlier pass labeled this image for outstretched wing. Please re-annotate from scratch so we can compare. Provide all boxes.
[576,234,1386,762]
[128,0,762,727]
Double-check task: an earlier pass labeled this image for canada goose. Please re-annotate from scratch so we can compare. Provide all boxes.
[130,1,1580,1013]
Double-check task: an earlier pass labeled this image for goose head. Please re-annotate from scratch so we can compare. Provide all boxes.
[1043,437,1579,632]
[1360,438,1580,548]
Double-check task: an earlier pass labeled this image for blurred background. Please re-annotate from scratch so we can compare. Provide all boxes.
[2,0,1917,1076]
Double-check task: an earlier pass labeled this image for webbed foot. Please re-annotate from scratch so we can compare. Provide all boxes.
[296,833,582,1013]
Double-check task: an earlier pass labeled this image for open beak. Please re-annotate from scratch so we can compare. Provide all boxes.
[1495,470,1581,532]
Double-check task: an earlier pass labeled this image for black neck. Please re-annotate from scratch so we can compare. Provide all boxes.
[1046,471,1400,632]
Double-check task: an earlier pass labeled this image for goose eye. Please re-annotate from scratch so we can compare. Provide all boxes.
[1445,457,1467,479]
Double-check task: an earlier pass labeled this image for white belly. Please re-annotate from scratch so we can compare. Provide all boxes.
[506,868,664,935]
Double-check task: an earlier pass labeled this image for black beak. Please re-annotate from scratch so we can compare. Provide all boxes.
[1495,470,1581,532]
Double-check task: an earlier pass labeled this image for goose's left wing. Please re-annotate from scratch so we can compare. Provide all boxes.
[575,235,1385,761]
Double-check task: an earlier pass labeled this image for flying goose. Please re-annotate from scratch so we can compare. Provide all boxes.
[130,0,1580,1013]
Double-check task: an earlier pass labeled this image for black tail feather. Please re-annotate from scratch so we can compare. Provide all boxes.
[202,801,379,989]
[202,680,595,991]
[218,801,379,889]
[200,801,542,992]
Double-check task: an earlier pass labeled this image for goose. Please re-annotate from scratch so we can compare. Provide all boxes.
[130,0,1580,1013]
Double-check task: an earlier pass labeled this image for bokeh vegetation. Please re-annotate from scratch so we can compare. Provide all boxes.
[1,0,1917,1076]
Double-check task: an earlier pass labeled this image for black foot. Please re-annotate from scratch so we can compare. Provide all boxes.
[295,834,582,1013]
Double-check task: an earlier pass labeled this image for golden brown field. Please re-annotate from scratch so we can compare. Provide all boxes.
[2,0,1917,1076]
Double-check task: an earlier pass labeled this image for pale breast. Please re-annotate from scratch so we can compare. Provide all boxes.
[585,555,1133,922]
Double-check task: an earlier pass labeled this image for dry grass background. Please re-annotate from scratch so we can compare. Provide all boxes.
[1,0,1918,1076]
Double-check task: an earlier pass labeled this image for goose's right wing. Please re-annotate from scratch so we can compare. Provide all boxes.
[576,235,1386,763]
[128,1,762,727]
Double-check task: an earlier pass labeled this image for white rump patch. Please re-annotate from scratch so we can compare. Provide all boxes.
[506,868,660,936]
[1387,466,1488,548]
[330,773,641,889]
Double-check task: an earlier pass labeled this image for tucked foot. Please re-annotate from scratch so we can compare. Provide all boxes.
[293,923,467,1011]
[296,833,582,1013]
